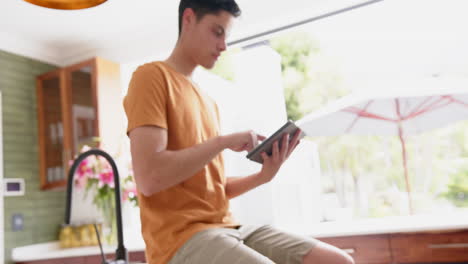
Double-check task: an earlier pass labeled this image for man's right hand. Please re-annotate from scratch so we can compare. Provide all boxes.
[221,130,266,152]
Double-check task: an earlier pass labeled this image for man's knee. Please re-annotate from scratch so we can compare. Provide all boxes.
[342,252,355,264]
[303,251,354,264]
[302,242,355,264]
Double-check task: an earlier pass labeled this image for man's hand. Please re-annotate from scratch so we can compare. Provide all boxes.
[257,129,302,183]
[221,130,266,152]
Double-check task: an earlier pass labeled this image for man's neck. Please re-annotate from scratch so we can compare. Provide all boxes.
[165,43,197,78]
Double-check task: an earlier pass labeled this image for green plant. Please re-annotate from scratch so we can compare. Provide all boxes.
[442,166,468,207]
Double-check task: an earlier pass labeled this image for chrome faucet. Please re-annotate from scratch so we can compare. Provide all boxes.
[64,149,128,263]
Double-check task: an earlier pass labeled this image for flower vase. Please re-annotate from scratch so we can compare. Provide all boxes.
[100,197,117,246]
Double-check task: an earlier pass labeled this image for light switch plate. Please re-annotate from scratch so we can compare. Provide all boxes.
[12,214,23,231]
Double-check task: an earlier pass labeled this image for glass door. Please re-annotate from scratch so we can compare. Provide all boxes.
[37,70,67,189]
[66,60,99,158]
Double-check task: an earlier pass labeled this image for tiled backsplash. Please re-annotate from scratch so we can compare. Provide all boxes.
[0,50,66,264]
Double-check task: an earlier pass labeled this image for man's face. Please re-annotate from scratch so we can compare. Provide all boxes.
[183,9,234,69]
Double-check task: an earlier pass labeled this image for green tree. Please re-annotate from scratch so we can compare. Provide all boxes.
[442,167,468,207]
[270,32,348,120]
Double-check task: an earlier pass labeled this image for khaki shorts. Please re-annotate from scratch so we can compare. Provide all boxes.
[168,225,319,264]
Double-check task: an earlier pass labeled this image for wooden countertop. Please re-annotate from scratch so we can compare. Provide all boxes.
[12,213,468,262]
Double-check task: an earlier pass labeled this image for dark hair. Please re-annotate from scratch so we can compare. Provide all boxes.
[178,0,241,35]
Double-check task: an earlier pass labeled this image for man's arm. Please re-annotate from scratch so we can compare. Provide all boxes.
[225,129,302,199]
[225,173,266,199]
[130,126,260,196]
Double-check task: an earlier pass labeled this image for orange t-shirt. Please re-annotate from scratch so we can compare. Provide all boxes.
[123,61,237,264]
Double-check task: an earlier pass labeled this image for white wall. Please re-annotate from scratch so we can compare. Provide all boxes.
[97,58,127,157]
[207,46,287,226]
[271,140,322,234]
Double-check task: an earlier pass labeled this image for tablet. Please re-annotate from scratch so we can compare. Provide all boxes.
[246,121,304,164]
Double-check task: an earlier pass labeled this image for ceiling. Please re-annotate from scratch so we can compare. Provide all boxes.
[307,0,468,82]
[0,0,371,66]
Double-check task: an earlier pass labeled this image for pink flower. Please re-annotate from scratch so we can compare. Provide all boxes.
[74,158,93,189]
[76,159,92,178]
[123,185,137,202]
[98,169,114,188]
[74,175,88,189]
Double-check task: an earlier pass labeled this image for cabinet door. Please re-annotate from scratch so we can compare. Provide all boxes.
[390,230,468,263]
[319,235,392,264]
[65,60,99,158]
[37,70,68,190]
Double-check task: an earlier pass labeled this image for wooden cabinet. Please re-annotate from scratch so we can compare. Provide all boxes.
[36,57,118,190]
[319,230,468,264]
[320,234,392,264]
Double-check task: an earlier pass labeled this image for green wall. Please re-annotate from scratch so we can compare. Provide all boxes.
[0,50,66,264]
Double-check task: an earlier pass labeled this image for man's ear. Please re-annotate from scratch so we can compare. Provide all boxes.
[182,8,196,30]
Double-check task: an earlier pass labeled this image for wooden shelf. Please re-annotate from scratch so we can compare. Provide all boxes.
[36,57,118,190]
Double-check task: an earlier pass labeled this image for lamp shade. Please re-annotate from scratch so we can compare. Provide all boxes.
[23,0,107,10]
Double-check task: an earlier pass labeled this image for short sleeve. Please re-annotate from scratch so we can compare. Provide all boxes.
[123,63,168,135]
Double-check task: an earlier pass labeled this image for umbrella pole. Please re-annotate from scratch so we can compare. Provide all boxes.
[398,126,414,214]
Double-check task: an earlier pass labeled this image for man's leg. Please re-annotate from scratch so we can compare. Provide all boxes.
[168,227,275,264]
[243,225,354,264]
[302,241,355,264]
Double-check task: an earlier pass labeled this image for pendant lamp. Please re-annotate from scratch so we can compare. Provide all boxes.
[23,0,107,10]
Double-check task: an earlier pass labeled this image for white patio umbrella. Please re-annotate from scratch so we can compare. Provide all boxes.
[297,79,468,213]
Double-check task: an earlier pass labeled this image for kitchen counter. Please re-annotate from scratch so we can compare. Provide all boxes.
[12,236,145,262]
[12,213,468,262]
[309,213,468,238]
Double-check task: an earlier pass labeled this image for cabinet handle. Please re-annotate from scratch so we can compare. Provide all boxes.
[342,248,355,254]
[429,243,468,249]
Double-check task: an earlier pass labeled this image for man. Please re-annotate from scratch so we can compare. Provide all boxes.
[124,0,355,263]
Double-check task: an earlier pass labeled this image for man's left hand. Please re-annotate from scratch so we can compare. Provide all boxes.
[257,129,302,184]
